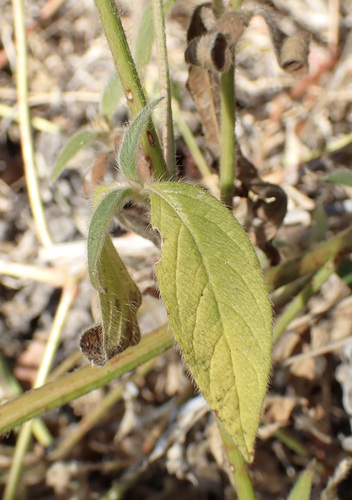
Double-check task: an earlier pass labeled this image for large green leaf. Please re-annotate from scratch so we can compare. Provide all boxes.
[118,98,162,182]
[147,182,272,461]
[51,130,99,182]
[287,463,314,500]
[88,186,133,290]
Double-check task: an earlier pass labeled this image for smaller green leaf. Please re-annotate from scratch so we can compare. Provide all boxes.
[118,97,162,182]
[100,72,123,120]
[88,187,133,290]
[287,462,314,500]
[84,235,142,366]
[51,130,99,182]
[325,170,352,187]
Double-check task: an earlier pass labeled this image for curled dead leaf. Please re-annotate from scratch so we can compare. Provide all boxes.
[280,32,310,77]
[185,32,232,72]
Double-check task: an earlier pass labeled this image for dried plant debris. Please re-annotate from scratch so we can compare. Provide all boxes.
[1,0,352,498]
[185,3,296,263]
[185,2,310,76]
[322,458,352,500]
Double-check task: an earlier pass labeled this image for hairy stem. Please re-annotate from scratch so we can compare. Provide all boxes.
[152,0,176,176]
[94,0,168,179]
[0,325,173,435]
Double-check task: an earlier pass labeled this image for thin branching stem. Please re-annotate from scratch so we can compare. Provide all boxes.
[94,0,168,179]
[11,0,52,248]
[152,0,176,176]
[266,225,352,291]
[273,258,336,342]
[3,281,78,500]
[0,325,173,435]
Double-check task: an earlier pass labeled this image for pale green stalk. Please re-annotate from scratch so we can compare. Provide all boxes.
[0,353,52,447]
[152,0,176,176]
[3,282,78,500]
[94,0,168,179]
[220,65,236,209]
[0,325,173,435]
[218,422,255,500]
[11,0,52,248]
[213,0,226,18]
[273,259,336,342]
[265,225,352,291]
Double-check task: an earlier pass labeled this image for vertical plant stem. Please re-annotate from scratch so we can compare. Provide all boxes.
[218,422,255,500]
[213,0,226,17]
[3,281,78,500]
[219,64,235,209]
[11,0,52,248]
[230,0,243,8]
[152,0,176,176]
[273,258,336,343]
[94,0,168,179]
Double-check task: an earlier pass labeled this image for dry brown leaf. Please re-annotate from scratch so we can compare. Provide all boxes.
[263,395,298,423]
[186,66,221,157]
[83,153,108,197]
[279,32,310,77]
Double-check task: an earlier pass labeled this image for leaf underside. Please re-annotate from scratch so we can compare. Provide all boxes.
[147,182,272,461]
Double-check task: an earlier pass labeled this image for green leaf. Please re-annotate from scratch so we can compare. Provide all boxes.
[287,463,314,500]
[134,0,176,72]
[88,187,133,290]
[118,97,162,182]
[51,130,99,182]
[100,72,123,120]
[325,169,352,186]
[147,182,272,462]
[95,235,142,364]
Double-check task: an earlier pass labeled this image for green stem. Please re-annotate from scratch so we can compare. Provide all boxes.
[94,0,168,179]
[152,0,176,176]
[213,0,226,16]
[271,273,313,309]
[0,353,52,447]
[12,0,52,248]
[220,65,235,209]
[266,225,352,291]
[0,325,173,435]
[218,422,255,500]
[274,429,310,458]
[273,258,336,343]
[3,281,77,500]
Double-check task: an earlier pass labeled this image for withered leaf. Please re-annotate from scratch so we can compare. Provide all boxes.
[279,32,310,77]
